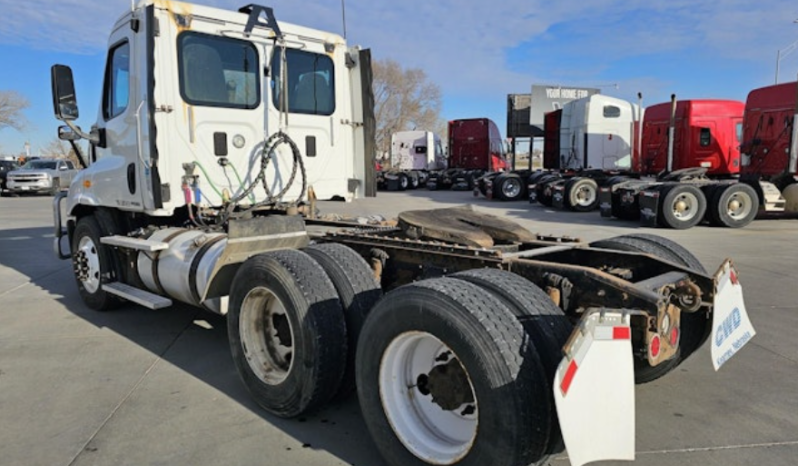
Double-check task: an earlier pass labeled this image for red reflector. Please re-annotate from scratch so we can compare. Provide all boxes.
[561,360,578,395]
[613,327,631,340]
[670,326,679,346]
[730,269,738,285]
[650,335,661,358]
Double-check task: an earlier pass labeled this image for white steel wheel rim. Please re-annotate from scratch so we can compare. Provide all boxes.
[379,331,478,464]
[240,287,295,386]
[725,190,753,220]
[502,178,521,198]
[573,183,596,206]
[77,236,101,293]
[670,191,700,221]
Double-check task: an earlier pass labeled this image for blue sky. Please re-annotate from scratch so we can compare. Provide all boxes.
[1,0,797,156]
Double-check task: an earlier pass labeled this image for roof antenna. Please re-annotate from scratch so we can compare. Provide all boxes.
[341,0,347,39]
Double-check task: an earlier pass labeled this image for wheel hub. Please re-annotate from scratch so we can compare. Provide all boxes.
[75,236,102,293]
[503,180,521,197]
[240,287,295,385]
[418,356,475,411]
[729,199,741,211]
[379,331,478,463]
[675,200,688,212]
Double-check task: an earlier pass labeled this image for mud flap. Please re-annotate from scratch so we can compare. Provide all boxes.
[554,311,635,466]
[638,189,659,227]
[552,185,566,209]
[528,183,538,203]
[711,260,756,370]
[598,186,612,217]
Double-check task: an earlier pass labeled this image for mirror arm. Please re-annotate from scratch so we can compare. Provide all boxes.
[63,119,98,144]
[68,140,89,170]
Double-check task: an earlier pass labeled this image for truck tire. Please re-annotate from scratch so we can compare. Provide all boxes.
[398,173,409,191]
[408,171,420,189]
[526,170,549,185]
[357,278,550,466]
[708,183,758,228]
[658,184,707,229]
[450,269,573,455]
[536,175,559,207]
[228,250,347,418]
[564,177,599,212]
[495,173,525,201]
[71,214,123,311]
[304,243,382,400]
[588,234,709,383]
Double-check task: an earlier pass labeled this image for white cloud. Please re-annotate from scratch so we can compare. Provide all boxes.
[1,0,796,100]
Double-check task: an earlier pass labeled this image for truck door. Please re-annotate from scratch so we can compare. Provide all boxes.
[92,21,145,210]
[268,43,353,200]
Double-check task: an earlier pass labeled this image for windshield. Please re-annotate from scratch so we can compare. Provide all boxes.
[23,161,58,170]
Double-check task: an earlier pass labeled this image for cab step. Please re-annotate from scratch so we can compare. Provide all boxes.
[100,235,169,252]
[760,181,786,212]
[102,282,173,309]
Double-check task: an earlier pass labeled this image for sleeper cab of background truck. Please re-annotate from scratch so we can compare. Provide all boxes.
[640,100,743,176]
[741,82,796,177]
[53,2,371,218]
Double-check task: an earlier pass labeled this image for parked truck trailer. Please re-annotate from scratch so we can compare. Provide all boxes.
[49,2,755,466]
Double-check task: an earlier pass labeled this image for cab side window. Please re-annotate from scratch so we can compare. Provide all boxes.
[699,128,712,147]
[103,41,130,120]
[271,49,335,115]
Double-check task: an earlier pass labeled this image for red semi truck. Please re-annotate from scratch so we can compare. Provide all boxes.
[605,86,798,228]
[427,118,508,190]
[598,98,744,226]
[636,100,743,176]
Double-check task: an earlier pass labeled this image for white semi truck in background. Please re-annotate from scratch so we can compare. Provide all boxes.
[377,130,445,190]
[49,2,755,465]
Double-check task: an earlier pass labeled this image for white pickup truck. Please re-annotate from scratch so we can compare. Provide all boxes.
[6,158,77,195]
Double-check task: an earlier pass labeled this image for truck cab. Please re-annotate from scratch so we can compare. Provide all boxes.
[53,0,374,219]
[639,99,744,177]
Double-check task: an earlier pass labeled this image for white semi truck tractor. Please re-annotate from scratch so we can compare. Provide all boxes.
[50,2,756,465]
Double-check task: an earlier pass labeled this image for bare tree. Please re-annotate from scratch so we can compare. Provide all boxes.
[41,138,80,166]
[0,91,30,131]
[373,59,442,158]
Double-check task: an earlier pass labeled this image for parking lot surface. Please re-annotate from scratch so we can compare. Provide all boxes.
[1,191,796,466]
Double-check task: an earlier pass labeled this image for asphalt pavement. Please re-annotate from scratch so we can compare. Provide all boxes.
[0,190,796,466]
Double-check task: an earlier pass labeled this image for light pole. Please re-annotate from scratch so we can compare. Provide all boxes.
[775,19,798,84]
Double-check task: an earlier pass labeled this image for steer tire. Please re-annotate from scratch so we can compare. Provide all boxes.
[304,243,382,400]
[357,277,550,466]
[71,214,123,311]
[589,233,709,384]
[451,269,572,455]
[228,249,347,418]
